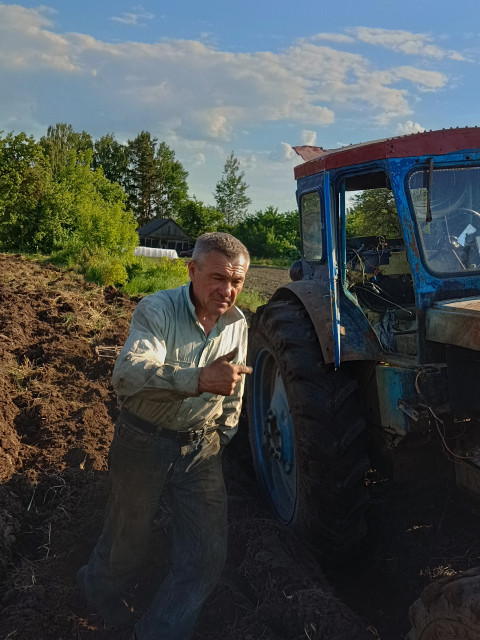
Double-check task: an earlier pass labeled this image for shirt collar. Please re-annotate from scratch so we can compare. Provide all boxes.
[183,282,244,330]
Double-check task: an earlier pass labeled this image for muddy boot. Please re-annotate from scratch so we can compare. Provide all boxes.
[76,565,134,628]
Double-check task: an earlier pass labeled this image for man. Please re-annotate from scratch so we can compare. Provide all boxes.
[77,232,252,640]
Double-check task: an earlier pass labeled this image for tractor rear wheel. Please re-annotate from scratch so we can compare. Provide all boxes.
[406,567,480,640]
[247,297,369,561]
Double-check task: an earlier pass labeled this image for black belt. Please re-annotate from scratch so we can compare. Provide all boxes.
[118,409,218,445]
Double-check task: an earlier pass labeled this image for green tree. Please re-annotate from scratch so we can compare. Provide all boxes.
[58,151,137,253]
[234,206,300,258]
[126,131,158,227]
[346,188,401,237]
[0,131,54,252]
[93,133,129,186]
[177,198,223,238]
[125,133,189,227]
[50,150,138,283]
[40,123,92,178]
[214,151,251,225]
[155,142,189,219]
[0,131,138,272]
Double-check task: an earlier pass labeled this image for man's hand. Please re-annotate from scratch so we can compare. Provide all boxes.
[198,348,252,396]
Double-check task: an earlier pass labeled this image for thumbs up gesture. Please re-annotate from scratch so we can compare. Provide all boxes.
[198,348,253,396]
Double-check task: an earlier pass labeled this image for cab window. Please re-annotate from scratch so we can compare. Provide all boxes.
[301,191,323,261]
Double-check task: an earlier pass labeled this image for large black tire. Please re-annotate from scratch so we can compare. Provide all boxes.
[406,567,480,640]
[247,297,370,561]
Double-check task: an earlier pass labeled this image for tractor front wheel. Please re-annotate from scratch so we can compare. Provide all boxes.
[247,297,369,561]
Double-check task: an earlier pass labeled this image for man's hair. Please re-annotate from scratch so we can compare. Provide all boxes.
[192,232,250,266]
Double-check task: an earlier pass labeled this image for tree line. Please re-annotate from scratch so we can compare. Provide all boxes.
[0,123,302,271]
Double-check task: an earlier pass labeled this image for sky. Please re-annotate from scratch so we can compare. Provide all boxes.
[1,1,479,214]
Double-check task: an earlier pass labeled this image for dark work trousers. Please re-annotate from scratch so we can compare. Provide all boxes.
[83,414,228,640]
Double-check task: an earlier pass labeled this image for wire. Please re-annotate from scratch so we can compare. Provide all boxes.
[429,407,472,462]
[414,370,473,462]
[355,283,414,315]
[350,248,367,284]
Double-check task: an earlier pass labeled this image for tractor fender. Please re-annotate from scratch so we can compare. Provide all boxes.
[270,280,382,365]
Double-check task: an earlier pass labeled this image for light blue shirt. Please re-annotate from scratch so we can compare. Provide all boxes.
[112,283,248,441]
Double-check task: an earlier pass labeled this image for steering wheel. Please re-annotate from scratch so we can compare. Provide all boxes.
[424,208,480,271]
[447,208,480,269]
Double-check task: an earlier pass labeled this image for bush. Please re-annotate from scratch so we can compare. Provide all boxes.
[121,257,189,296]
[84,256,129,287]
[233,207,301,260]
[0,137,139,263]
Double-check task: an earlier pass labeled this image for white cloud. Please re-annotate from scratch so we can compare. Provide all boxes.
[0,5,462,210]
[311,33,355,44]
[110,11,154,26]
[351,27,466,61]
[392,66,446,90]
[1,3,54,28]
[0,5,453,143]
[396,120,426,135]
[36,5,58,17]
[300,129,317,145]
[269,142,297,162]
[0,5,78,72]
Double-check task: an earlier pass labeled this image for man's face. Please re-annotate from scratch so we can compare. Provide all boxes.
[188,251,248,318]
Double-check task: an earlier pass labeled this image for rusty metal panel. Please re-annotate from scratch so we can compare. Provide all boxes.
[294,127,480,180]
[426,298,480,351]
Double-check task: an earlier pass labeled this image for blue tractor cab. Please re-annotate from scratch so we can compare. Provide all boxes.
[247,127,480,560]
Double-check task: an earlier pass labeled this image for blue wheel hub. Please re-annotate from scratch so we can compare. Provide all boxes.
[251,347,296,523]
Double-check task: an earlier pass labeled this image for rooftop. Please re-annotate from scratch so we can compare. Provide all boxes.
[294,127,480,180]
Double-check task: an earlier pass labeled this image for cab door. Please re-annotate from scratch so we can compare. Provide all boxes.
[323,173,341,367]
[298,172,341,367]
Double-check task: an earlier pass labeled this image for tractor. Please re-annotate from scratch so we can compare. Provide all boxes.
[247,128,480,638]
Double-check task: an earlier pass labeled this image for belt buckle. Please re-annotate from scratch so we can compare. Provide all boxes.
[176,428,200,446]
[192,425,207,448]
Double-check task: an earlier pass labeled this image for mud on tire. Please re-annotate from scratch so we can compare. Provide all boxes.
[406,566,480,640]
[247,297,370,561]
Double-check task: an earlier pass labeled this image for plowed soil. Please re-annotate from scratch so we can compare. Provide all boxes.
[1,255,480,640]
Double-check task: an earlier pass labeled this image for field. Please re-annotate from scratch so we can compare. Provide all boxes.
[1,254,480,640]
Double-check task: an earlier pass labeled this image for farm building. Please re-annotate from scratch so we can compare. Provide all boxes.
[137,218,193,253]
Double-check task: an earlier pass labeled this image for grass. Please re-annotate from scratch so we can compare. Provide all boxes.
[236,289,267,312]
[62,313,77,327]
[122,256,267,312]
[4,251,268,313]
[118,256,268,313]
[250,256,293,268]
[123,259,266,312]
[121,256,189,297]
[9,357,36,391]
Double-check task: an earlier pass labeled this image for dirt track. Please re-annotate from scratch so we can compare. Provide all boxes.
[1,254,480,640]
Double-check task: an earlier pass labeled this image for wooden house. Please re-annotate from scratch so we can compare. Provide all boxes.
[137,218,193,253]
